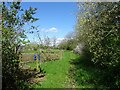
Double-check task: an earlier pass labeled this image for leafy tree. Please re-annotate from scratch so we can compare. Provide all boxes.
[76,2,120,87]
[2,2,38,89]
[58,32,77,50]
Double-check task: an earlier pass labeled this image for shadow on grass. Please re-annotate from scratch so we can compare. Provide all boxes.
[68,54,116,88]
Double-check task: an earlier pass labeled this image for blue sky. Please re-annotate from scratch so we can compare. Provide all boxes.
[21,2,78,43]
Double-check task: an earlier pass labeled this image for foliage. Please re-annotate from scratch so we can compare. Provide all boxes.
[2,2,38,89]
[58,32,77,50]
[76,2,120,88]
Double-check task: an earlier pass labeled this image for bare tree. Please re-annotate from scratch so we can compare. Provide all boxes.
[36,30,44,46]
[52,37,57,48]
[44,36,51,47]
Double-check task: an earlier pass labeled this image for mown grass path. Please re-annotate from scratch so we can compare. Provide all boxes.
[28,51,77,88]
[27,50,105,88]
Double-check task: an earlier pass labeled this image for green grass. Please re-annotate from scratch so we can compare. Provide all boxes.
[26,50,105,88]
[27,50,77,88]
[69,55,106,88]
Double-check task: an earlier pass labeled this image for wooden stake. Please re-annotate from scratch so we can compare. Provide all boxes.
[36,58,38,71]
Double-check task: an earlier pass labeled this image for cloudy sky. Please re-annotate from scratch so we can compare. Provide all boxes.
[21,2,78,44]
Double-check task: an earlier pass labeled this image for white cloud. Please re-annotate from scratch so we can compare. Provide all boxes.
[49,38,64,46]
[57,38,64,41]
[56,38,64,45]
[41,27,58,33]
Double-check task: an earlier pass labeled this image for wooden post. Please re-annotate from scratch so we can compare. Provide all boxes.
[36,58,38,71]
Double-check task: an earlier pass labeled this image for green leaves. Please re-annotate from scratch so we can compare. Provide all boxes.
[76,2,120,87]
[23,7,38,23]
[2,2,38,89]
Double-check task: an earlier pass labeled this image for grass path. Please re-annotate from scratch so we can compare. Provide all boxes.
[28,51,77,88]
[26,50,106,88]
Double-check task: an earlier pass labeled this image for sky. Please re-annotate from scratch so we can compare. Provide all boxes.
[21,2,78,44]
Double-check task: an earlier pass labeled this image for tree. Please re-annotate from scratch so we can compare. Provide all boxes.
[58,32,77,50]
[52,37,57,48]
[76,2,120,87]
[44,36,51,47]
[2,2,38,89]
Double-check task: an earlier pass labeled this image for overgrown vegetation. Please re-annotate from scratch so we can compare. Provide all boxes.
[75,2,120,88]
[58,32,77,50]
[2,1,120,89]
[2,2,38,89]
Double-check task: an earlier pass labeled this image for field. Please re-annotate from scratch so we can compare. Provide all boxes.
[26,51,76,88]
[20,50,104,88]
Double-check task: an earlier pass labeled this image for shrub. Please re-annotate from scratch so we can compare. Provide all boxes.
[76,2,120,87]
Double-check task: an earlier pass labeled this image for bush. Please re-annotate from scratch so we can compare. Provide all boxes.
[2,2,38,89]
[76,2,120,88]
